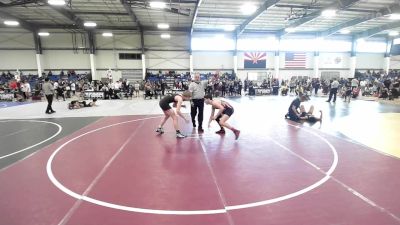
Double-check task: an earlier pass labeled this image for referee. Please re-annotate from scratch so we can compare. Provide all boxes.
[42,77,56,114]
[189,72,208,133]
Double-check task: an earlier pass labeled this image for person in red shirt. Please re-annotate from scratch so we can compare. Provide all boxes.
[9,80,17,91]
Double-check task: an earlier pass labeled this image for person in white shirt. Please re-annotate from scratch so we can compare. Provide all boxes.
[189,73,208,132]
[360,80,366,94]
[326,78,340,103]
[24,81,31,100]
[351,78,359,90]
[134,81,140,97]
[71,82,76,95]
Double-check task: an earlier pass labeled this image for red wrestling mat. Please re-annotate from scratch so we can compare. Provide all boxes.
[0,115,399,225]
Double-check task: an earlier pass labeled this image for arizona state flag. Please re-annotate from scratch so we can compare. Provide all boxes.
[244,52,267,69]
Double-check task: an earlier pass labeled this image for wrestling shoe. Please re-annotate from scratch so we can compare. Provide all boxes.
[233,129,240,140]
[156,127,164,134]
[215,129,225,134]
[176,132,186,138]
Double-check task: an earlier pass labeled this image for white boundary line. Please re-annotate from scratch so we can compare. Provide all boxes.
[46,116,338,215]
[0,120,62,160]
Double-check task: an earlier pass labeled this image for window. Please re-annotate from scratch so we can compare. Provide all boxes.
[119,53,142,60]
[191,36,235,51]
[319,40,352,52]
[238,37,278,51]
[356,41,387,53]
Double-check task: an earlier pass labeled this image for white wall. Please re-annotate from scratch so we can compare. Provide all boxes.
[193,51,233,70]
[356,53,385,69]
[96,50,142,69]
[147,51,189,70]
[0,31,394,78]
[390,55,400,69]
[319,53,350,69]
[41,33,77,48]
[96,33,141,49]
[41,50,91,70]
[0,32,34,49]
[145,34,189,50]
[0,50,37,70]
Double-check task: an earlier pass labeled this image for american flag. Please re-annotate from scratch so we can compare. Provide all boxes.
[285,52,306,68]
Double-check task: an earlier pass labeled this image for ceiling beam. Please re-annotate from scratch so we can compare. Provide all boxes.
[120,0,144,52]
[126,0,197,3]
[128,2,191,16]
[120,0,140,28]
[0,23,189,32]
[279,0,361,36]
[74,11,129,16]
[274,3,375,13]
[45,2,86,29]
[353,21,400,40]
[190,0,203,35]
[0,0,40,7]
[0,9,37,32]
[197,14,247,20]
[320,3,400,37]
[236,0,280,36]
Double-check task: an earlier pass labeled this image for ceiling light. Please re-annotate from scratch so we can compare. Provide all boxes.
[4,20,19,26]
[38,32,50,36]
[241,3,257,15]
[223,25,235,32]
[357,38,365,43]
[84,22,97,27]
[48,0,65,5]
[390,14,400,20]
[389,31,399,36]
[321,9,336,17]
[285,27,296,33]
[102,32,113,37]
[150,1,167,9]
[157,23,170,29]
[340,29,350,34]
[161,33,170,39]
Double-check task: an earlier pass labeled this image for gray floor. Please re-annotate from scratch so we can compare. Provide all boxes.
[0,95,399,170]
[0,117,101,170]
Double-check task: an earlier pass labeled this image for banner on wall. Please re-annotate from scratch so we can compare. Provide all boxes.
[244,52,267,69]
[322,55,343,68]
[285,52,306,68]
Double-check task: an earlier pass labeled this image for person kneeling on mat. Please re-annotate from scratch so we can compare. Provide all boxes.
[285,94,310,122]
[204,94,240,140]
[156,91,192,138]
[285,95,323,123]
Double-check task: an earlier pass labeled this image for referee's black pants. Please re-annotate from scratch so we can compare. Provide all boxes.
[191,99,204,128]
[45,94,54,113]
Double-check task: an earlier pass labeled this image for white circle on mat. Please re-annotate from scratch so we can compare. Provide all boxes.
[0,120,62,159]
[46,117,338,215]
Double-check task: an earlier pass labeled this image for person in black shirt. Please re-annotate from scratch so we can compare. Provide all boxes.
[286,94,310,121]
[156,91,192,138]
[204,94,240,140]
